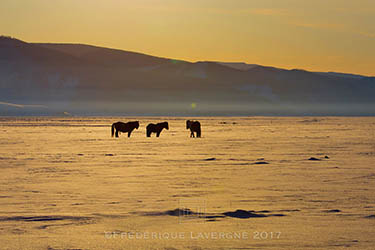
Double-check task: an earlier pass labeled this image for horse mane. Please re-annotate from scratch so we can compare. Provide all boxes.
[160,121,169,129]
[130,121,139,128]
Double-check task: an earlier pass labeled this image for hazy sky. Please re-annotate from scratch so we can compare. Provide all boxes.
[1,0,375,75]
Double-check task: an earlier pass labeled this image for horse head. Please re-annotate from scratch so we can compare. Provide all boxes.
[186,120,191,129]
[164,122,169,130]
[135,121,139,129]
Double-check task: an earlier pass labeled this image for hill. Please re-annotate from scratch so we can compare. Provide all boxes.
[1,36,374,115]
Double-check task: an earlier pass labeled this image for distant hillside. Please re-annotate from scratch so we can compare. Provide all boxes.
[1,36,374,115]
[36,43,171,68]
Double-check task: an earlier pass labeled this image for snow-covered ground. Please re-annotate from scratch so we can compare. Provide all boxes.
[0,117,374,249]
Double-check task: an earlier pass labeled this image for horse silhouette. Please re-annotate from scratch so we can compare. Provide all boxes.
[186,120,201,138]
[111,121,139,138]
[146,122,169,137]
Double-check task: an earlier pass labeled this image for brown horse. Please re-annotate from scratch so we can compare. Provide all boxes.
[146,122,169,137]
[186,120,201,138]
[111,121,139,138]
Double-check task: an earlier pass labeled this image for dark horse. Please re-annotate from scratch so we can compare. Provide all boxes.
[186,120,201,138]
[111,121,139,138]
[146,122,169,137]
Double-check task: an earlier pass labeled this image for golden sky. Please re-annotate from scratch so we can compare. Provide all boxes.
[1,0,375,75]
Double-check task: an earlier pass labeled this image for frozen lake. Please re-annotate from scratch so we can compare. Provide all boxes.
[0,117,374,249]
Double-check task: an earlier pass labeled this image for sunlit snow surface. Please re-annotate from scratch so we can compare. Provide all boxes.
[0,117,374,249]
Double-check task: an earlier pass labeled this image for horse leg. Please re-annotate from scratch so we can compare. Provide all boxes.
[190,129,194,138]
[156,132,160,137]
[146,129,151,137]
[115,130,119,138]
[128,131,131,137]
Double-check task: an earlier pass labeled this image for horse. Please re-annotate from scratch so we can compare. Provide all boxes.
[146,122,169,137]
[186,120,201,138]
[111,121,139,138]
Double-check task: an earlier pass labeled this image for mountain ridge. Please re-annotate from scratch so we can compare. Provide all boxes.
[2,36,373,77]
[1,36,374,116]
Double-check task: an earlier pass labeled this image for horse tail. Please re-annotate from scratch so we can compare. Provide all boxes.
[196,122,201,137]
[111,123,115,137]
[146,125,150,137]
